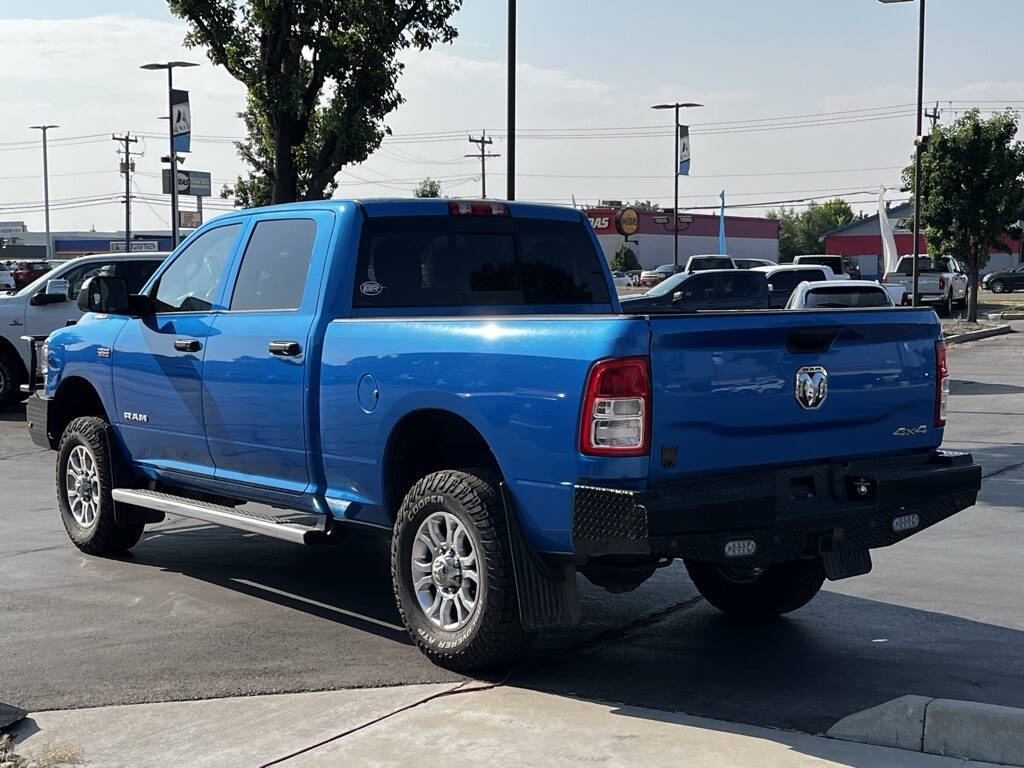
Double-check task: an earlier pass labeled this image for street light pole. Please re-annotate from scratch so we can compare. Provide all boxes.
[141,60,197,249]
[507,0,516,201]
[880,0,926,307]
[29,124,58,261]
[651,102,702,270]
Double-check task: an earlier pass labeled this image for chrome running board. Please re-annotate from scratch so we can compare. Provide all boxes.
[112,488,327,545]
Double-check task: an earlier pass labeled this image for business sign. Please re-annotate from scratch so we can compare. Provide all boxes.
[162,169,212,197]
[110,240,159,252]
[678,125,691,175]
[0,221,27,236]
[615,207,640,237]
[179,210,202,229]
[171,89,191,153]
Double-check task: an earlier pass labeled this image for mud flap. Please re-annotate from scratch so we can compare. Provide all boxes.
[821,546,872,581]
[500,482,581,631]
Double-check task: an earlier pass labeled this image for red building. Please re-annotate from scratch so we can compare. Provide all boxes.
[823,202,1022,278]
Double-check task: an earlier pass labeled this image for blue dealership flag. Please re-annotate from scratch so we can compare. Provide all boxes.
[718,190,726,254]
[171,89,191,153]
[678,125,690,175]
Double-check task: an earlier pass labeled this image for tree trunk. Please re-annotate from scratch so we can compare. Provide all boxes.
[272,128,297,203]
[967,249,980,323]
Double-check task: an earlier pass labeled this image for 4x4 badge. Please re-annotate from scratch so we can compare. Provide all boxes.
[795,366,828,409]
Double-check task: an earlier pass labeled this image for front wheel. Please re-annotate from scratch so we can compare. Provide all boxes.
[685,558,825,619]
[0,349,26,412]
[57,417,144,555]
[991,280,1005,294]
[392,469,531,671]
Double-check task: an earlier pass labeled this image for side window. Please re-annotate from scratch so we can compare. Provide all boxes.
[680,274,714,299]
[115,260,163,293]
[230,219,317,311]
[154,224,241,313]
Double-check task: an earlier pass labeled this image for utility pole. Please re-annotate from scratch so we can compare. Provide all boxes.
[925,101,941,130]
[29,124,58,261]
[466,131,501,199]
[506,0,516,200]
[113,133,139,251]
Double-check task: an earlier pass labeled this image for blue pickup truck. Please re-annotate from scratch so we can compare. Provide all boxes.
[25,198,981,670]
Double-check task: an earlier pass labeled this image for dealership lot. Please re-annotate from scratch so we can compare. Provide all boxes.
[1,326,1023,738]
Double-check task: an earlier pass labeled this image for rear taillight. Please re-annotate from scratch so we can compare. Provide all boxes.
[580,357,650,456]
[881,274,888,284]
[935,340,949,426]
[938,276,946,290]
[448,200,509,216]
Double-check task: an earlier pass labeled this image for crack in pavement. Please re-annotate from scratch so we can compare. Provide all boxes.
[983,461,1024,479]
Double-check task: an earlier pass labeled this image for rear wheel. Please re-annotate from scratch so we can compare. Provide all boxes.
[57,417,144,555]
[0,349,26,412]
[939,291,954,317]
[991,280,1005,294]
[685,558,825,618]
[392,469,531,671]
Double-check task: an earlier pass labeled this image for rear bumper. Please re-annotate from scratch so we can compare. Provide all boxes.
[25,393,52,450]
[572,450,981,566]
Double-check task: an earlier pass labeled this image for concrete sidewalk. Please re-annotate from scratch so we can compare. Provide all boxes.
[7,684,1001,768]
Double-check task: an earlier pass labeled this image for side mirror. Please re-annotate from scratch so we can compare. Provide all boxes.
[77,275,141,315]
[30,291,68,306]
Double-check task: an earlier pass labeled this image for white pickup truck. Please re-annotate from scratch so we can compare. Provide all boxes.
[0,252,166,410]
[882,255,968,317]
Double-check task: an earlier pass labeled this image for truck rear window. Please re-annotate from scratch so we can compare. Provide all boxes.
[353,216,610,308]
[803,286,890,308]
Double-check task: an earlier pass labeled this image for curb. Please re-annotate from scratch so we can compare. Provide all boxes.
[986,311,1024,320]
[945,324,1013,344]
[828,695,1024,766]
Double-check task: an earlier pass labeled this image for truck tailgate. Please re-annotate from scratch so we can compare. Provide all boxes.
[647,309,942,482]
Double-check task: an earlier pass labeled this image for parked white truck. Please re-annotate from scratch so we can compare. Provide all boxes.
[882,255,968,317]
[0,252,166,410]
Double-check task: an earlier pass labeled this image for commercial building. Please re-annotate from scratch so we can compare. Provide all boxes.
[583,207,779,269]
[823,202,1022,278]
[0,222,184,260]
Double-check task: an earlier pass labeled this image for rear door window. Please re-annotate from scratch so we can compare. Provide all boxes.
[353,216,610,308]
[230,219,317,311]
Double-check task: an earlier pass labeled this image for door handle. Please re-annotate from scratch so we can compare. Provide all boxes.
[269,340,301,357]
[174,338,201,353]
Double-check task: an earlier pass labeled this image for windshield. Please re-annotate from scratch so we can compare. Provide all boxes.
[645,270,690,297]
[803,286,891,308]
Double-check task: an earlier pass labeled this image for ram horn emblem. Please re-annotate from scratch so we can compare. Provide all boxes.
[794,366,828,410]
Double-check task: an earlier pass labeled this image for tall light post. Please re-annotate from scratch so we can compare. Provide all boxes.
[140,60,197,249]
[651,102,702,270]
[29,124,58,260]
[880,0,925,306]
[507,0,516,201]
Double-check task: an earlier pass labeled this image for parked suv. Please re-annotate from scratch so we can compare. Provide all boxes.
[0,252,167,409]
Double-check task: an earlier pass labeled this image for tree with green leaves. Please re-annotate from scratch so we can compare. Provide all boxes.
[629,200,661,211]
[902,108,1024,322]
[414,177,442,198]
[767,198,854,261]
[169,0,462,206]
[609,243,641,273]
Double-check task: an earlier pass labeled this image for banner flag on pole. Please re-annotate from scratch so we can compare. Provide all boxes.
[171,89,191,153]
[678,125,690,175]
[718,190,726,254]
[878,186,899,274]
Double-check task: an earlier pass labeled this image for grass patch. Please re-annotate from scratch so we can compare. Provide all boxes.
[0,734,84,768]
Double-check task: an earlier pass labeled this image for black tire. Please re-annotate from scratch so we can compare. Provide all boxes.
[56,416,144,555]
[392,469,531,671]
[991,280,1005,294]
[0,349,26,412]
[685,558,825,619]
[939,291,954,317]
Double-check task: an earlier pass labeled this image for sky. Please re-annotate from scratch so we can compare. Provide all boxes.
[2,0,1023,233]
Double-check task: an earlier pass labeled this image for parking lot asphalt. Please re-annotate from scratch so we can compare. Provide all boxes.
[2,324,1022,737]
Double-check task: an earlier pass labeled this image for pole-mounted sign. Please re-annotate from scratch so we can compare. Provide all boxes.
[171,89,191,153]
[162,169,211,197]
[678,125,691,176]
[614,206,640,238]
